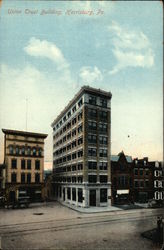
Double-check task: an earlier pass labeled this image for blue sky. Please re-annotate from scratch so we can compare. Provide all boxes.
[0,1,163,167]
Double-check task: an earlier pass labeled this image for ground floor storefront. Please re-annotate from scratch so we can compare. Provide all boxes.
[54,183,111,207]
[5,184,44,203]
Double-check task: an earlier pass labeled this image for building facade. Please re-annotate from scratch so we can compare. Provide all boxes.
[2,129,47,202]
[111,152,133,205]
[0,164,6,195]
[52,86,112,207]
[133,157,154,202]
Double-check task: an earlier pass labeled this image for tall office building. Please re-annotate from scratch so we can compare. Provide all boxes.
[52,86,112,207]
[2,129,47,202]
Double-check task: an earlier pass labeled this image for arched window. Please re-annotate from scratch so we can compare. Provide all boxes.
[33,148,36,156]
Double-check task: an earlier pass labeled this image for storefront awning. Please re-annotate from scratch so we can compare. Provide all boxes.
[117,190,129,194]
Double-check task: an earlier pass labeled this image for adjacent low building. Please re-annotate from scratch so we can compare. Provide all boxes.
[2,129,47,202]
[0,164,6,196]
[51,86,112,207]
[111,151,133,205]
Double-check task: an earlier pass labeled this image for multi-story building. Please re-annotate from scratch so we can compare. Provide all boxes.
[111,151,133,205]
[51,86,112,207]
[133,157,154,202]
[2,129,47,202]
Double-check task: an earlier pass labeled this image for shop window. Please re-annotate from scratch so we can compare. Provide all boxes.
[67,188,71,200]
[72,188,76,201]
[78,188,83,202]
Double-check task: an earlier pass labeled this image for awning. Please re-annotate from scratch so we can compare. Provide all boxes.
[117,190,129,194]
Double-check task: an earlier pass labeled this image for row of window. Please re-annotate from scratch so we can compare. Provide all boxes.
[55,175,108,183]
[134,180,150,188]
[88,108,108,120]
[54,137,83,156]
[58,187,83,203]
[54,124,83,147]
[154,191,164,200]
[88,95,108,108]
[154,170,164,177]
[134,168,149,176]
[9,145,43,157]
[54,150,83,165]
[11,159,40,170]
[113,176,132,188]
[55,163,83,173]
[88,135,108,145]
[88,148,108,158]
[54,108,83,134]
[88,121,107,133]
[11,172,40,183]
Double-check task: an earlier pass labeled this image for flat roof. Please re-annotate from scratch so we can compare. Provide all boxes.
[51,85,112,127]
[2,129,48,139]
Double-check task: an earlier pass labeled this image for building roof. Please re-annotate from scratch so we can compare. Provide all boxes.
[111,154,132,163]
[51,85,112,127]
[2,129,48,139]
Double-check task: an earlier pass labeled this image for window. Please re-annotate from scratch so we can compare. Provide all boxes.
[27,173,31,183]
[21,173,25,184]
[78,188,83,202]
[89,95,97,105]
[35,173,40,183]
[78,137,83,145]
[134,168,138,175]
[100,175,108,183]
[9,145,13,155]
[33,148,36,156]
[16,146,19,155]
[72,117,77,126]
[72,152,77,159]
[99,136,108,145]
[99,123,107,132]
[35,160,40,170]
[78,99,83,107]
[100,189,107,202]
[88,161,97,170]
[27,147,31,155]
[140,180,144,188]
[21,147,25,155]
[67,155,71,161]
[72,165,76,171]
[78,150,83,158]
[139,169,143,175]
[88,121,97,130]
[99,149,107,158]
[21,159,26,169]
[88,148,97,157]
[72,188,76,201]
[67,111,71,118]
[67,144,71,151]
[78,164,83,170]
[88,134,97,144]
[38,148,42,156]
[145,180,149,188]
[72,106,76,113]
[67,132,71,140]
[99,162,107,170]
[78,176,83,183]
[11,159,17,169]
[88,109,97,119]
[78,112,83,121]
[72,129,76,137]
[88,175,97,183]
[67,188,71,199]
[100,99,107,108]
[27,159,31,170]
[145,169,149,176]
[11,173,17,183]
[72,140,77,148]
[99,111,107,120]
[78,125,83,133]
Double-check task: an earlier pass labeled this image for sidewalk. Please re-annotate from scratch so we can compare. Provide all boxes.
[60,201,122,213]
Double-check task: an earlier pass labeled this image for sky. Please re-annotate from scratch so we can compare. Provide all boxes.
[0,1,163,168]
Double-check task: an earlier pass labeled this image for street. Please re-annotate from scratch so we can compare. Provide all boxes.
[0,202,163,250]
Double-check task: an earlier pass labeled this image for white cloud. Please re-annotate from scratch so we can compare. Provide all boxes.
[24,37,69,70]
[79,66,103,85]
[108,21,154,74]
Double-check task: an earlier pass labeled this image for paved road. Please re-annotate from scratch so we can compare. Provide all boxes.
[0,204,163,250]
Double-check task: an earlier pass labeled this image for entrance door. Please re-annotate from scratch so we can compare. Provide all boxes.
[89,190,96,206]
[63,188,65,201]
[9,191,16,203]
